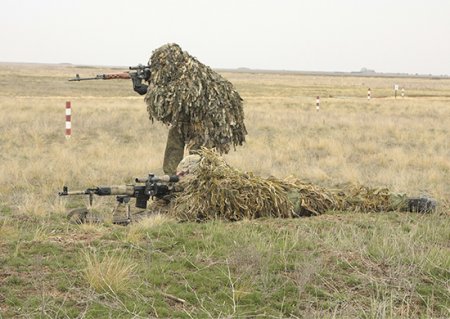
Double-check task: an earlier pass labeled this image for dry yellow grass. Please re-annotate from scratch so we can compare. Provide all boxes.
[125,214,173,244]
[0,63,448,217]
[83,250,137,295]
[0,62,448,318]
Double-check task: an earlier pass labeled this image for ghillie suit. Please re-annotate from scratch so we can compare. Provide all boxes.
[144,43,247,174]
[169,150,435,222]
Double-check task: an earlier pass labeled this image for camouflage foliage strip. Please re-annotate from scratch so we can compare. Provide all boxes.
[171,149,294,221]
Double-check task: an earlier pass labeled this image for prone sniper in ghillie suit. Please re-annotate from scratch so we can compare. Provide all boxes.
[168,150,437,222]
[59,150,437,225]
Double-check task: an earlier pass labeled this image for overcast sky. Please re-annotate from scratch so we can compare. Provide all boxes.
[1,0,449,75]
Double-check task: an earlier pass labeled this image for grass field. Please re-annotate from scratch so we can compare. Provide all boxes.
[0,63,449,318]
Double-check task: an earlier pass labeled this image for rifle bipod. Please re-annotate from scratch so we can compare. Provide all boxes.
[111,195,133,226]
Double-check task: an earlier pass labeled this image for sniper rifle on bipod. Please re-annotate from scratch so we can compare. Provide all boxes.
[59,174,179,225]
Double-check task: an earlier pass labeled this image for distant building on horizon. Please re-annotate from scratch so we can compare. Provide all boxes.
[358,67,376,74]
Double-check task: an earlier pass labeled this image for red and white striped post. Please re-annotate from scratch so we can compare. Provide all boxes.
[367,88,371,100]
[316,96,320,111]
[65,101,72,139]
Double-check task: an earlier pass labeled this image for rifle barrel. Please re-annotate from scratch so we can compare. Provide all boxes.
[59,186,135,196]
[68,73,131,81]
[58,189,92,196]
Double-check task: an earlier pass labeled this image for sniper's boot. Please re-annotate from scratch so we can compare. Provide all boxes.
[405,197,437,213]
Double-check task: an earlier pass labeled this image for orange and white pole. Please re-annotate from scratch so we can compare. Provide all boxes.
[367,88,371,100]
[316,96,320,111]
[65,101,72,139]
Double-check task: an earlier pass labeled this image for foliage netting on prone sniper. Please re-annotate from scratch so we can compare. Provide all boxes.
[169,149,409,222]
[144,43,247,154]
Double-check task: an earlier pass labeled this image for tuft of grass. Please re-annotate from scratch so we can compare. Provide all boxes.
[125,214,173,244]
[31,225,49,242]
[0,220,21,241]
[83,250,137,295]
[78,222,107,234]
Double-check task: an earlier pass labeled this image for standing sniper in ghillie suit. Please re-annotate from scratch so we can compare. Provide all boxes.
[144,44,247,175]
[69,43,247,175]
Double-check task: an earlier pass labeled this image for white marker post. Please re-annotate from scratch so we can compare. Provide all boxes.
[367,88,371,100]
[65,101,72,139]
[401,88,405,98]
[316,96,320,111]
[394,84,399,98]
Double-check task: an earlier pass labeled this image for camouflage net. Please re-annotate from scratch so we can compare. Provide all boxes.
[144,43,247,154]
[169,150,408,221]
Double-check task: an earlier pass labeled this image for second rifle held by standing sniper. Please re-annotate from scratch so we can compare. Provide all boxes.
[68,64,151,95]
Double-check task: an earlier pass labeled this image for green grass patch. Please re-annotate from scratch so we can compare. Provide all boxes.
[0,213,449,317]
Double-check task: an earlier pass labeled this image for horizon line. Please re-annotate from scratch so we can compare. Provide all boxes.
[0,61,448,78]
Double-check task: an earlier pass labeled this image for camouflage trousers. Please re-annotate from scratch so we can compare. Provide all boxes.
[163,125,201,175]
